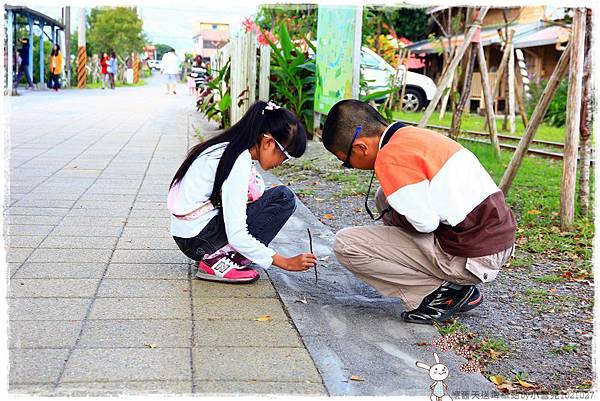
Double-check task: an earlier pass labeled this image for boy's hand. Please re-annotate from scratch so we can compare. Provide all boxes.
[273,253,317,271]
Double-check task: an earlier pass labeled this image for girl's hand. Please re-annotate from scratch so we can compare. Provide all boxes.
[273,253,317,271]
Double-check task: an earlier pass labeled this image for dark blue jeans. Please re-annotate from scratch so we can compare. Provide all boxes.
[173,186,296,261]
[15,64,34,88]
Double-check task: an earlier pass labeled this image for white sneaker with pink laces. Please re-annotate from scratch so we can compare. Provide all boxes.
[196,254,259,284]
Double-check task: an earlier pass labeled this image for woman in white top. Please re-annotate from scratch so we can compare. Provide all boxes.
[168,100,316,283]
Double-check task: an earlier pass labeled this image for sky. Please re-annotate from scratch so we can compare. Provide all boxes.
[27,2,259,55]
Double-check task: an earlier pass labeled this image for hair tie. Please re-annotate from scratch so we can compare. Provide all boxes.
[262,100,281,115]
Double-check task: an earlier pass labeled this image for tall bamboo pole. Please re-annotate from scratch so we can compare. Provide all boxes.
[560,8,587,230]
[419,6,490,127]
[499,43,571,194]
[484,29,514,130]
[77,8,86,88]
[507,41,516,134]
[578,8,592,217]
[476,41,501,157]
[450,45,476,138]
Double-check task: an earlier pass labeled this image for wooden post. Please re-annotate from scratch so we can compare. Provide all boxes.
[513,61,529,127]
[77,8,86,88]
[499,43,571,194]
[450,45,476,138]
[398,50,411,111]
[258,45,271,101]
[484,29,514,130]
[578,8,592,217]
[419,6,490,127]
[560,8,587,230]
[247,30,257,107]
[64,7,71,87]
[476,41,501,157]
[507,41,516,133]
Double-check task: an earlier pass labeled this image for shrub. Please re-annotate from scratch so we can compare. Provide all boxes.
[526,79,568,127]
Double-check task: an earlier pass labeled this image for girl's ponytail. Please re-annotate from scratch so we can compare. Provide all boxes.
[170,100,307,207]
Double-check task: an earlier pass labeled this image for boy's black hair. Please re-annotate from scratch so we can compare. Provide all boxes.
[322,99,388,155]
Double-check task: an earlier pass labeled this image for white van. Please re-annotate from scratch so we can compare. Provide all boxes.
[361,47,437,111]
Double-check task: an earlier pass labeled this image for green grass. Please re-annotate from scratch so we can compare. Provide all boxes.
[534,274,564,284]
[392,110,566,143]
[521,287,579,314]
[85,79,148,89]
[435,320,467,336]
[462,141,594,274]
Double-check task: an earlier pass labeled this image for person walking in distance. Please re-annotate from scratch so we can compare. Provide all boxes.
[15,38,35,90]
[161,48,180,95]
[100,52,109,89]
[48,44,63,92]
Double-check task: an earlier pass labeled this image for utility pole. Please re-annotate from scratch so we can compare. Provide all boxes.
[77,7,87,88]
[64,6,71,86]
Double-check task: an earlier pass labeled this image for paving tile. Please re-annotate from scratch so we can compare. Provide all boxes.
[125,217,170,227]
[194,347,320,382]
[111,249,189,264]
[39,236,118,249]
[196,381,326,395]
[120,226,172,238]
[8,384,56,395]
[5,207,70,216]
[28,248,112,263]
[89,298,190,320]
[5,235,45,248]
[128,208,171,218]
[116,237,179,250]
[12,262,107,279]
[9,320,82,348]
[9,298,91,320]
[9,348,70,384]
[6,224,54,236]
[7,215,63,225]
[194,298,288,321]
[6,247,35,263]
[79,319,191,348]
[9,278,99,298]
[13,199,75,208]
[195,320,302,347]
[193,279,276,299]
[56,381,193,396]
[59,216,126,226]
[50,225,123,237]
[97,279,188,298]
[104,263,189,279]
[61,348,190,383]
[132,201,167,210]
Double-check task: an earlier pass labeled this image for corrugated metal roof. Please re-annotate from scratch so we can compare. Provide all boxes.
[407,21,569,54]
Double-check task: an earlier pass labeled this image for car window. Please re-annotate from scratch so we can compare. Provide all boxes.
[361,51,380,69]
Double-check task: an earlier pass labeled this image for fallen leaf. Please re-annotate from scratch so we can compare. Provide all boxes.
[562,271,574,279]
[497,383,515,393]
[254,315,271,322]
[350,375,365,382]
[416,341,428,347]
[516,377,536,388]
[145,343,157,349]
[489,375,505,385]
[296,297,308,304]
[322,213,334,219]
[527,209,541,215]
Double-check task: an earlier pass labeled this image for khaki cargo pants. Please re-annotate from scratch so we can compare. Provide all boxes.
[333,188,507,310]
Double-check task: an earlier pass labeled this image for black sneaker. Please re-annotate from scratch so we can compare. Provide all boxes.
[401,282,475,325]
[459,286,483,313]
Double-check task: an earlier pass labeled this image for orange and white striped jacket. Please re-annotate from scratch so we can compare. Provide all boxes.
[374,123,516,258]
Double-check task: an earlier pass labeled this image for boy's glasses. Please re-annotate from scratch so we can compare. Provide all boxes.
[265,134,292,164]
[342,126,362,168]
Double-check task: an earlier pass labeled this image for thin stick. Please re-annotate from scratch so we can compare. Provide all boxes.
[307,228,317,283]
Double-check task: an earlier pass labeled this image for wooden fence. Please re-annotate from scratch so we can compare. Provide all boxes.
[217,31,272,125]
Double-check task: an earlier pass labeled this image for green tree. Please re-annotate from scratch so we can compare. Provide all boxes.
[87,6,146,58]
[153,43,173,59]
[362,6,430,44]
[254,4,317,39]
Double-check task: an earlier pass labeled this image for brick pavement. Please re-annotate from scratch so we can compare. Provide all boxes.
[5,78,326,396]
